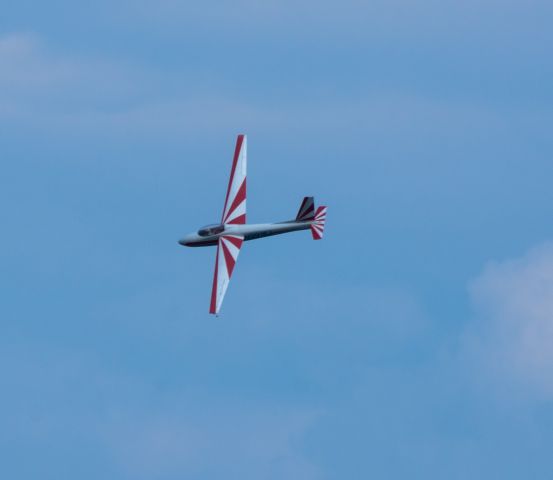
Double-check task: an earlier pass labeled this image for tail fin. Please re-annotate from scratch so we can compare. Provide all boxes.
[311,206,327,240]
[296,196,315,221]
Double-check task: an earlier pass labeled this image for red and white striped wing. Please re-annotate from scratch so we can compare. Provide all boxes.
[209,235,244,314]
[221,135,247,225]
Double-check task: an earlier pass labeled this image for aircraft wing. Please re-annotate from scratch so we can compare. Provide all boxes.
[209,235,244,314]
[221,134,247,225]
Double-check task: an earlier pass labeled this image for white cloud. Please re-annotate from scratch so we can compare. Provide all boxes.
[0,33,148,108]
[126,0,553,46]
[465,243,553,400]
[0,32,36,56]
[0,31,546,149]
[0,339,322,479]
[0,32,276,139]
[105,405,322,480]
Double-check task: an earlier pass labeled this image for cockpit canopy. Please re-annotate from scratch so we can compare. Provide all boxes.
[198,224,225,237]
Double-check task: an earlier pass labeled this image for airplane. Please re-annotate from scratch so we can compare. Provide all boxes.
[178,134,327,315]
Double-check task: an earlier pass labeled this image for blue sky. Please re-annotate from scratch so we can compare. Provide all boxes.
[2,1,553,478]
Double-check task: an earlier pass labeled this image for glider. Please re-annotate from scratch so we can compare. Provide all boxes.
[178,134,327,314]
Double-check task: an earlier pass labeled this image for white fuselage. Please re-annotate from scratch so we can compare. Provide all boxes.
[179,221,311,247]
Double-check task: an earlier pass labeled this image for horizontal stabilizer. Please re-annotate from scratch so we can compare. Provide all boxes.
[311,206,327,240]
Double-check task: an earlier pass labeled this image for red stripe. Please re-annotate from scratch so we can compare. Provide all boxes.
[221,241,236,277]
[209,245,220,314]
[227,213,246,225]
[221,135,244,223]
[224,179,246,222]
[315,206,326,219]
[224,235,243,249]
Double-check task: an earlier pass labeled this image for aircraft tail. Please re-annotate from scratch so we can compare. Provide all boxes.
[310,206,327,240]
[296,196,315,221]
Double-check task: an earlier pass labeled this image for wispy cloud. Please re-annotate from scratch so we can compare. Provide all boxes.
[105,405,322,479]
[2,31,538,146]
[0,339,322,479]
[0,33,131,98]
[125,0,553,49]
[464,243,553,400]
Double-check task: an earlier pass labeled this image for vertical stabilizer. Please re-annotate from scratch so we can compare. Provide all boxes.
[296,196,315,221]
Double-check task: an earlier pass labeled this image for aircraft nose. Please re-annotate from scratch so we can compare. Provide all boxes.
[179,234,196,246]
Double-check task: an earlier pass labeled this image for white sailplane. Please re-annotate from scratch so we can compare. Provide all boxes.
[179,135,327,314]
